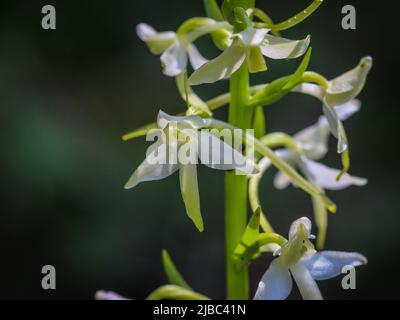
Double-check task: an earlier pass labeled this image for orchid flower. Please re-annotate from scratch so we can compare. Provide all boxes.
[275,101,367,247]
[137,20,231,77]
[189,25,310,85]
[295,57,373,156]
[273,101,368,191]
[254,217,367,300]
[125,111,258,232]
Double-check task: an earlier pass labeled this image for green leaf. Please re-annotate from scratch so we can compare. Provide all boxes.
[233,207,261,266]
[283,47,312,90]
[146,285,210,300]
[249,47,312,107]
[162,250,192,290]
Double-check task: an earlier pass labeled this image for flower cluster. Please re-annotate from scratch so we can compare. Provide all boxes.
[98,0,372,301]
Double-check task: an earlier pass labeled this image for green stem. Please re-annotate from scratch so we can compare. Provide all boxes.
[225,63,253,300]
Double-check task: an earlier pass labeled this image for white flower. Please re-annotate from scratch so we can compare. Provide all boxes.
[137,22,229,77]
[254,217,367,300]
[294,57,373,154]
[189,26,310,85]
[125,111,258,231]
[274,101,368,191]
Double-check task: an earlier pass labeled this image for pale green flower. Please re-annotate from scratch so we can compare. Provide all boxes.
[189,26,310,85]
[125,111,258,231]
[295,57,373,154]
[274,101,368,191]
[254,217,367,300]
[137,21,230,77]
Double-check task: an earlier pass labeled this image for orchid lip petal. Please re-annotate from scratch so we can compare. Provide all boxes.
[179,163,204,232]
[290,262,323,300]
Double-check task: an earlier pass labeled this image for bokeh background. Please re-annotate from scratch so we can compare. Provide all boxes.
[1,0,398,300]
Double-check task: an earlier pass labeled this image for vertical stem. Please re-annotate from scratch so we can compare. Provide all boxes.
[225,63,253,300]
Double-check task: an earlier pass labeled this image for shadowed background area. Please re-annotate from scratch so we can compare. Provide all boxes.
[0,0,398,299]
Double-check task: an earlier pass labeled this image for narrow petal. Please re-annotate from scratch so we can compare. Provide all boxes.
[322,100,348,153]
[198,131,258,174]
[304,251,368,281]
[124,145,178,189]
[260,34,310,59]
[290,262,323,300]
[95,291,129,300]
[187,44,209,70]
[254,258,293,300]
[299,157,368,191]
[136,23,177,55]
[161,42,188,77]
[326,57,373,106]
[189,40,246,85]
[179,163,204,232]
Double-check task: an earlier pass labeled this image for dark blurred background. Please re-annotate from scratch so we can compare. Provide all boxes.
[0,0,398,300]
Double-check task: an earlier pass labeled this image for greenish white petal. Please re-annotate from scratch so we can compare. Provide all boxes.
[136,23,177,55]
[299,157,368,191]
[161,42,188,77]
[198,131,258,174]
[254,258,293,300]
[322,100,348,153]
[187,44,209,70]
[238,28,270,47]
[179,163,204,232]
[260,34,311,60]
[189,39,246,85]
[124,146,178,189]
[304,251,367,281]
[326,57,373,106]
